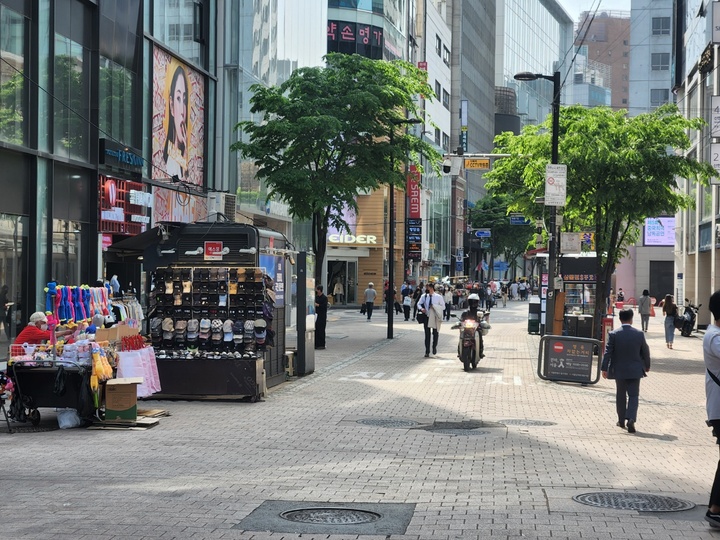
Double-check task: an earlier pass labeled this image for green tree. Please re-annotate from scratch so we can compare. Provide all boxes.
[0,71,24,145]
[485,104,715,333]
[231,53,441,283]
[468,194,534,280]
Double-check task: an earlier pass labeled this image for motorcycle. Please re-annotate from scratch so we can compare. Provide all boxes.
[678,299,701,337]
[451,311,491,372]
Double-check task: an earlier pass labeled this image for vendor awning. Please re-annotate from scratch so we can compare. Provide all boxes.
[107,223,185,255]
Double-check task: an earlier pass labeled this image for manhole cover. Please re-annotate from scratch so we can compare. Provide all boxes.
[280,508,381,524]
[357,418,419,428]
[425,429,489,436]
[573,492,695,512]
[499,419,556,426]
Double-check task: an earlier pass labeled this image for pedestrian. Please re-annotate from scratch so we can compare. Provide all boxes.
[510,280,518,300]
[518,280,527,300]
[363,282,377,321]
[702,289,720,528]
[637,289,652,332]
[443,286,453,321]
[412,281,424,320]
[417,282,445,357]
[617,288,625,303]
[601,308,651,433]
[500,281,508,307]
[661,293,678,349]
[314,285,328,350]
[402,289,412,321]
[477,283,487,310]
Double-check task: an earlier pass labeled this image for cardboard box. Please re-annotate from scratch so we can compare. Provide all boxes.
[105,377,144,421]
[95,325,139,343]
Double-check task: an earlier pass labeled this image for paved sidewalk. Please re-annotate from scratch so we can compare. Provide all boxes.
[1,301,716,539]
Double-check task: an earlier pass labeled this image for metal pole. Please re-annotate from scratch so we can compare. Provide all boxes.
[545,71,561,336]
[388,132,395,339]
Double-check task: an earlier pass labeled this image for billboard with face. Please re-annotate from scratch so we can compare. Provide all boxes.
[151,47,206,223]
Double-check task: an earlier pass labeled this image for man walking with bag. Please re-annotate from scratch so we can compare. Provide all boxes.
[417,282,445,358]
[601,308,651,433]
[703,290,720,528]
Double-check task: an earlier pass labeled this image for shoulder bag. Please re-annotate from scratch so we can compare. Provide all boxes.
[417,294,429,324]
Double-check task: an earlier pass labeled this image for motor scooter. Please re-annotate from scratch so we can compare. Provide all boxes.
[451,311,491,372]
[679,298,701,337]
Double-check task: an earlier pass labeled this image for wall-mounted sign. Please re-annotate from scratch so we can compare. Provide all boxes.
[712,96,720,138]
[99,139,143,174]
[328,234,377,244]
[98,175,148,236]
[545,164,567,207]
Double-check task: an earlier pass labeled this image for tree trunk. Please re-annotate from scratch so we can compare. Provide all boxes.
[311,209,330,286]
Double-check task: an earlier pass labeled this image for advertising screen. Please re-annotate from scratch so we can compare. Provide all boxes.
[643,217,675,246]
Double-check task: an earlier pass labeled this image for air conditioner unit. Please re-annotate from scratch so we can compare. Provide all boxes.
[207,193,237,222]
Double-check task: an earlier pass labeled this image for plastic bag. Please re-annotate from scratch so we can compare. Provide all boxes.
[57,408,81,429]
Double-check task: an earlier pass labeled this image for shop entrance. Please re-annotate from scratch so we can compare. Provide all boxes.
[327,260,357,306]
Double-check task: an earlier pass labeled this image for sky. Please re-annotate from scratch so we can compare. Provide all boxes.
[558,0,632,23]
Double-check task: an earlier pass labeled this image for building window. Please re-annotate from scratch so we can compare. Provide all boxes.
[622,98,627,104]
[622,74,628,81]
[652,17,671,35]
[442,45,450,66]
[435,80,441,99]
[623,39,628,45]
[434,127,440,147]
[0,4,27,146]
[623,51,628,57]
[651,53,670,70]
[650,88,670,107]
[435,34,441,56]
[442,132,449,151]
[442,89,450,110]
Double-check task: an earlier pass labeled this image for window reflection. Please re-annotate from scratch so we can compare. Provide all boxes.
[54,34,90,160]
[0,5,26,145]
[52,220,84,286]
[0,214,28,350]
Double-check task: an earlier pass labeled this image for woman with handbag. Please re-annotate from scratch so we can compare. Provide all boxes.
[661,294,678,349]
[417,283,445,357]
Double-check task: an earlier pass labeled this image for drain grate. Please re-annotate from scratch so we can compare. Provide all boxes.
[280,508,381,524]
[356,418,419,428]
[499,419,556,427]
[7,425,60,433]
[573,492,695,512]
[425,428,489,437]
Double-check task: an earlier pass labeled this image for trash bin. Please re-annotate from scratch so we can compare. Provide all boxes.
[528,296,541,334]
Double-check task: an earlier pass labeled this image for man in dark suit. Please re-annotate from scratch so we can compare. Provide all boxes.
[601,308,651,433]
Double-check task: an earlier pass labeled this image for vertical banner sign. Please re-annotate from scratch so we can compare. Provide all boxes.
[406,165,421,219]
[712,143,720,185]
[714,2,720,44]
[545,164,567,206]
[460,99,468,153]
[712,96,720,137]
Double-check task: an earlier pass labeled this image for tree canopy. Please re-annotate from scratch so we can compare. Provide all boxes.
[231,53,442,283]
[485,103,715,332]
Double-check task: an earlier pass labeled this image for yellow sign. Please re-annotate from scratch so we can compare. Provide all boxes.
[464,158,490,170]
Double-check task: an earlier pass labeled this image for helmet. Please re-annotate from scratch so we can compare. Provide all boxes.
[468,293,480,301]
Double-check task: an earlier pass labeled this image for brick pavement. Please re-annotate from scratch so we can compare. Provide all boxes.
[1,300,717,539]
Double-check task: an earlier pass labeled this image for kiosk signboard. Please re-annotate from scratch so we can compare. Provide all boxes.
[538,335,600,384]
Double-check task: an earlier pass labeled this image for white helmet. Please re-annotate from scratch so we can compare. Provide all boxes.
[468,293,480,301]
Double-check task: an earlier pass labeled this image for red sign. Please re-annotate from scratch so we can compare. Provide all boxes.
[418,61,427,70]
[204,241,224,261]
[105,179,117,207]
[553,342,564,353]
[101,234,113,252]
[407,165,421,220]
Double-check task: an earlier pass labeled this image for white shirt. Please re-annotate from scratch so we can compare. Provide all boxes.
[705,323,720,420]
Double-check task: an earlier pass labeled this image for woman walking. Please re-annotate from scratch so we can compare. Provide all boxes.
[418,283,445,357]
[637,289,652,332]
[661,294,678,349]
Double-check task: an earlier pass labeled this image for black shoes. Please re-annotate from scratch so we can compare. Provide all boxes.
[432,347,437,355]
[627,420,636,433]
[706,510,720,528]
[616,421,626,429]
[424,352,430,358]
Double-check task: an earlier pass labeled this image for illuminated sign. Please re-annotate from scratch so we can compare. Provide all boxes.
[464,158,490,170]
[328,234,378,244]
[98,175,148,236]
[99,139,143,174]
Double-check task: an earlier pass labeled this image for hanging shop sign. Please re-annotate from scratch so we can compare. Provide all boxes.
[407,165,421,220]
[406,218,422,261]
[204,241,224,261]
[98,175,149,236]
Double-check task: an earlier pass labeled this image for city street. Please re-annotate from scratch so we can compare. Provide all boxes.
[2,300,717,539]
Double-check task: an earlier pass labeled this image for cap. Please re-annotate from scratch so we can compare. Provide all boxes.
[232,320,244,344]
[223,319,233,341]
[368,282,374,287]
[187,319,199,341]
[199,318,211,339]
[161,317,174,332]
[29,311,48,324]
[211,319,223,341]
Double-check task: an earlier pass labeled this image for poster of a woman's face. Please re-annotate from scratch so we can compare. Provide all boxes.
[151,47,204,186]
[151,47,206,224]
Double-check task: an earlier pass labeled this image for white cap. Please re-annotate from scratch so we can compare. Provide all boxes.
[29,311,48,324]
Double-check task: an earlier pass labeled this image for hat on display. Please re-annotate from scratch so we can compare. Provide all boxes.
[199,318,211,339]
[174,320,187,342]
[211,318,223,341]
[253,318,267,345]
[232,320,244,344]
[223,319,233,342]
[187,319,199,341]
[243,320,255,343]
[161,317,174,332]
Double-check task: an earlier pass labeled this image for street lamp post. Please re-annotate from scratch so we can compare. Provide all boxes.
[514,71,561,335]
[388,118,421,339]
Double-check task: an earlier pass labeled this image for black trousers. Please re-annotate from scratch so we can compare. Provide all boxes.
[315,316,326,347]
[365,302,374,320]
[615,378,641,422]
[424,324,439,354]
[403,304,410,320]
[709,420,720,508]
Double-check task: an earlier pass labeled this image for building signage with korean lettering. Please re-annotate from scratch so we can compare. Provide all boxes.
[98,175,149,236]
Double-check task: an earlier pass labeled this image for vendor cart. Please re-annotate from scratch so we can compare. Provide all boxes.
[8,359,94,426]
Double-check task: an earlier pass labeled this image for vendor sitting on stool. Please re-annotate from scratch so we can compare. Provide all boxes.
[13,312,72,345]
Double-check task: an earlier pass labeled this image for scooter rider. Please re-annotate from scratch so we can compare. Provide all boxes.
[459,293,486,358]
